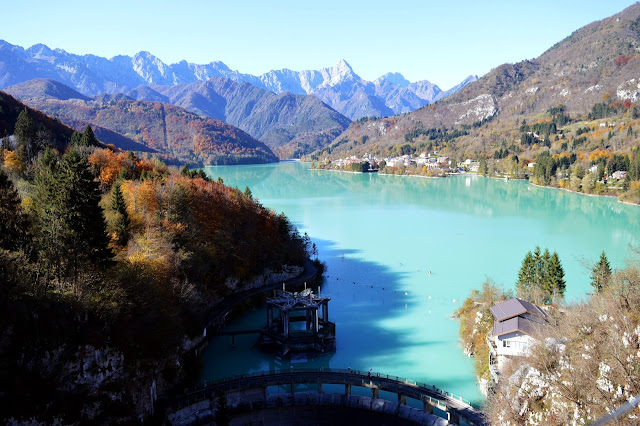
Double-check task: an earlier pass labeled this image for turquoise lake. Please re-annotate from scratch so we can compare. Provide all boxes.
[201,161,639,407]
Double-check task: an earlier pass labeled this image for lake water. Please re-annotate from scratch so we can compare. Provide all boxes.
[200,161,639,406]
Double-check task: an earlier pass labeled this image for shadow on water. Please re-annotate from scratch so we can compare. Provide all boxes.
[199,163,640,407]
[199,235,483,405]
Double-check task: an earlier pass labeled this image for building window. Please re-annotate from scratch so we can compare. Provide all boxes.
[503,340,511,348]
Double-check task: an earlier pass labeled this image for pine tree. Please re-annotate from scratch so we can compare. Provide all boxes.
[32,147,66,287]
[0,168,30,251]
[590,251,612,293]
[541,248,551,287]
[78,125,99,147]
[516,246,565,304]
[479,157,488,176]
[546,252,566,303]
[533,246,543,284]
[58,148,112,268]
[33,148,112,290]
[110,180,129,246]
[70,130,83,146]
[516,251,535,298]
[14,108,37,161]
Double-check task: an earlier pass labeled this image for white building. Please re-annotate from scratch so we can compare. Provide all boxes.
[486,298,548,381]
[612,170,627,180]
[436,156,450,167]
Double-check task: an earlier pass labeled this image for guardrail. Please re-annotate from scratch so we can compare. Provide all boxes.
[194,367,474,407]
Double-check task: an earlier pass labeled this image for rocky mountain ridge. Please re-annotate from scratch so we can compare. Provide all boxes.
[0,40,476,120]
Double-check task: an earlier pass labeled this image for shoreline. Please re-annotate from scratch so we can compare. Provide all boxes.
[313,166,639,206]
[527,181,637,204]
[311,167,445,179]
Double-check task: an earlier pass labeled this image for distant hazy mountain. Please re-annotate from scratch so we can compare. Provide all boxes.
[0,40,476,120]
[5,79,278,166]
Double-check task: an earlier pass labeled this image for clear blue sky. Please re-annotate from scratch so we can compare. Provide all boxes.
[3,0,637,89]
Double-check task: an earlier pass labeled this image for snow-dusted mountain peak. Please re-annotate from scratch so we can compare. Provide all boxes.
[377,72,411,88]
[0,40,478,120]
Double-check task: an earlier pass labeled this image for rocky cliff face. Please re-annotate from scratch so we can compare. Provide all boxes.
[3,264,308,424]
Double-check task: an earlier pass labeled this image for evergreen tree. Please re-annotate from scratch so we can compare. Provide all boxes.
[516,251,535,297]
[0,168,30,251]
[540,248,551,286]
[32,148,66,287]
[70,130,83,146]
[590,251,612,293]
[545,252,566,303]
[14,108,37,161]
[58,148,112,269]
[33,148,112,290]
[78,125,99,147]
[533,246,543,284]
[629,152,640,181]
[244,186,252,198]
[516,246,565,304]
[110,180,130,246]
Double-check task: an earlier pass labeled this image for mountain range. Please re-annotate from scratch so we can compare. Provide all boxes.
[318,3,640,159]
[2,79,277,166]
[5,77,350,159]
[0,40,476,120]
[126,78,352,158]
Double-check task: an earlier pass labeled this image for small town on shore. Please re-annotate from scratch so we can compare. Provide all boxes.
[313,148,630,185]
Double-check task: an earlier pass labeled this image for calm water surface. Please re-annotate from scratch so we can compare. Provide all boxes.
[200,162,639,406]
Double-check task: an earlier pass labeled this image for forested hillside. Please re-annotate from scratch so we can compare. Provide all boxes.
[311,4,640,204]
[138,77,352,158]
[3,85,278,166]
[0,106,310,422]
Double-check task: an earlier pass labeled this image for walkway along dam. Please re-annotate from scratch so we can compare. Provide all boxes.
[166,368,486,425]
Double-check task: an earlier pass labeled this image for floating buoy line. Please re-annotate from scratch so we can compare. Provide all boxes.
[321,272,461,304]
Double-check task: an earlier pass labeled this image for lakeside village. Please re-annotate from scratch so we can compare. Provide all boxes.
[313,148,629,183]
[312,152,467,177]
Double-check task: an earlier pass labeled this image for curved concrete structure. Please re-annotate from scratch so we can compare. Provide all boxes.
[167,369,486,425]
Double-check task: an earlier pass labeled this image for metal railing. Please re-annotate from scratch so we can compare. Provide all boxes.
[192,367,474,407]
